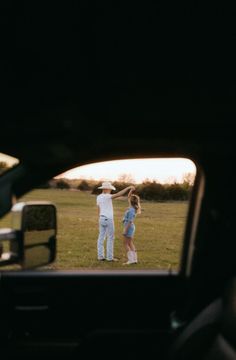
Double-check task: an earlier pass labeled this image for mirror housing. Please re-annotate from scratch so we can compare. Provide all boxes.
[0,202,57,269]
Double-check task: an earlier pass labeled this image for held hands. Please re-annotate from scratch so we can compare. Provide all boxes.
[129,185,135,191]
[128,186,135,198]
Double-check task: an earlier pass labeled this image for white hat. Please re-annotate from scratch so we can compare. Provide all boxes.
[98,181,116,190]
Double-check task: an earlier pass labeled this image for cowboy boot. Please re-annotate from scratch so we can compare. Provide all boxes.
[123,251,134,265]
[133,251,138,264]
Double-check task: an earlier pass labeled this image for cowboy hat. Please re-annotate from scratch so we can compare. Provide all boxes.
[98,181,116,190]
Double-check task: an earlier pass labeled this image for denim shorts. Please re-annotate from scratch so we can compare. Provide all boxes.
[123,222,135,238]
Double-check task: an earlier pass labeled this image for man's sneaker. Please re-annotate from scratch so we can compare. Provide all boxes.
[98,258,106,261]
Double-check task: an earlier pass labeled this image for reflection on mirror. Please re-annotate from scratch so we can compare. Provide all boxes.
[23,246,53,269]
[0,228,20,268]
[0,158,197,271]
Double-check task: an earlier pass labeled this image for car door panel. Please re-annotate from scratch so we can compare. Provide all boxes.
[1,271,187,358]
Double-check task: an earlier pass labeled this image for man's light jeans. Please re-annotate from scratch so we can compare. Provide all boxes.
[97,216,115,261]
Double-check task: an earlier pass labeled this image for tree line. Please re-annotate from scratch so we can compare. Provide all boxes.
[41,176,194,201]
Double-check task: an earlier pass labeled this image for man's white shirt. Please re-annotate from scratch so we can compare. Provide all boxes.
[96,193,113,219]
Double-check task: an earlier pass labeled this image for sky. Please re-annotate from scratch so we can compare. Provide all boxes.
[57,158,196,184]
[0,152,19,166]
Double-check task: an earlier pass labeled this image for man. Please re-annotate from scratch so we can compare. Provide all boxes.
[96,181,135,261]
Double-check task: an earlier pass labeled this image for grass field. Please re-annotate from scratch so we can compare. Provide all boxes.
[0,189,189,270]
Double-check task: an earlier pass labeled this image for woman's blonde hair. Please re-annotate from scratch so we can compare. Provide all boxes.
[130,194,141,214]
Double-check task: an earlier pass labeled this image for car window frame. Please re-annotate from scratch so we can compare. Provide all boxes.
[0,156,204,277]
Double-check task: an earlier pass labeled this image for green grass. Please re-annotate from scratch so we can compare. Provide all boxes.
[0,189,189,271]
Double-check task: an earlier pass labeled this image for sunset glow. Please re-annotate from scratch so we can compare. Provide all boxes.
[57,158,196,184]
[0,153,19,167]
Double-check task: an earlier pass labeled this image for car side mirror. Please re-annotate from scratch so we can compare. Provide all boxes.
[0,202,57,269]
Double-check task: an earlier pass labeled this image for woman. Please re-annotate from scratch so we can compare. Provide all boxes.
[122,189,141,265]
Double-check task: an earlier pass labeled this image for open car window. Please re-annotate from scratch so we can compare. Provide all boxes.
[0,158,197,272]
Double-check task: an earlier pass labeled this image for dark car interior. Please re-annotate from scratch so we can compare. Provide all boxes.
[1,2,236,359]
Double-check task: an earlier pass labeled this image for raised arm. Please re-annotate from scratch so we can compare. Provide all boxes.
[128,188,134,199]
[111,185,135,199]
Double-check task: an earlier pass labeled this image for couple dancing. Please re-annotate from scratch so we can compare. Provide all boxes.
[96,181,141,265]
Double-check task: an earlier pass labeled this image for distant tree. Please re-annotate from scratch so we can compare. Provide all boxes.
[118,173,135,184]
[182,172,195,186]
[166,183,189,201]
[77,180,91,191]
[56,179,70,189]
[143,178,153,183]
[136,181,166,201]
[91,182,102,195]
[112,181,126,192]
[166,176,177,184]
